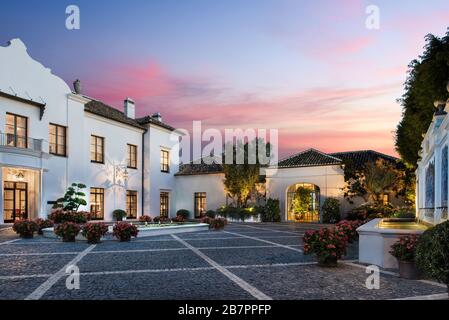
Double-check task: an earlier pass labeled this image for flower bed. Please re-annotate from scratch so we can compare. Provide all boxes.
[49,208,91,224]
[303,227,348,267]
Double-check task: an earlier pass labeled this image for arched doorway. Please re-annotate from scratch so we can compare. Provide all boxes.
[286,183,320,222]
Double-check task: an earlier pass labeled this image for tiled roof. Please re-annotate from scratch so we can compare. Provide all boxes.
[136,115,176,132]
[175,149,399,175]
[328,150,398,170]
[277,149,342,168]
[175,157,224,176]
[84,99,176,131]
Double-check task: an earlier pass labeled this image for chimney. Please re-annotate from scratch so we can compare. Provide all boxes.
[124,98,135,119]
[152,112,162,122]
[73,79,82,94]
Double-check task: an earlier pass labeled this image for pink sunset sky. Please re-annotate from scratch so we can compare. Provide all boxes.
[3,0,448,158]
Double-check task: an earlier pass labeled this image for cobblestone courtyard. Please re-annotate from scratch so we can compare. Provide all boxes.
[0,223,446,300]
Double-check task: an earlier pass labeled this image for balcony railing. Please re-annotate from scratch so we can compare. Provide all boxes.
[0,133,44,153]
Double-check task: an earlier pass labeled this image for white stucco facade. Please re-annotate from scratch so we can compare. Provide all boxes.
[416,101,449,226]
[0,39,181,223]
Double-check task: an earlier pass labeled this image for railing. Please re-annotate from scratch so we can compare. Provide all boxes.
[0,133,43,152]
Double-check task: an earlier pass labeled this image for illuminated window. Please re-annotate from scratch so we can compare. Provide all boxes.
[161,150,170,173]
[89,188,104,220]
[49,124,67,156]
[194,192,207,218]
[90,135,104,163]
[127,144,137,169]
[5,113,27,148]
[126,190,138,219]
[160,192,169,217]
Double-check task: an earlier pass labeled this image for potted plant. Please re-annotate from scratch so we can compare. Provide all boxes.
[416,221,449,297]
[82,222,108,244]
[210,217,227,230]
[54,222,81,242]
[172,215,185,223]
[35,218,54,235]
[303,227,348,267]
[176,209,190,220]
[113,209,127,221]
[12,219,39,239]
[335,220,364,243]
[390,235,421,279]
[113,222,139,242]
[139,215,152,223]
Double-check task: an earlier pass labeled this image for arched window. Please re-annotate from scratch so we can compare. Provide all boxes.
[286,183,320,223]
[425,162,435,208]
[442,146,448,207]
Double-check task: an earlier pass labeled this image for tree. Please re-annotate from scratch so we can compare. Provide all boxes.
[222,139,271,208]
[344,159,402,205]
[396,29,449,167]
[53,183,87,211]
[291,186,312,219]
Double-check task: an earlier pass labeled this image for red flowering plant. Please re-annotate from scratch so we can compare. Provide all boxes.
[390,235,419,262]
[303,227,348,267]
[153,216,170,224]
[13,219,39,238]
[335,220,364,243]
[49,209,91,224]
[54,222,81,242]
[113,222,139,242]
[139,215,152,223]
[35,218,54,235]
[82,222,109,244]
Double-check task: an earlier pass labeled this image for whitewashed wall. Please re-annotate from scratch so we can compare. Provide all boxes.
[264,165,346,222]
[174,173,226,218]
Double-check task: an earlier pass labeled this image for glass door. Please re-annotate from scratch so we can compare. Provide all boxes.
[3,181,28,222]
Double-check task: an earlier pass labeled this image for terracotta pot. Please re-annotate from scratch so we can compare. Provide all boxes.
[398,260,421,280]
[317,255,338,268]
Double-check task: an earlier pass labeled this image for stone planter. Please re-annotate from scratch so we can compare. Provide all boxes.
[398,260,421,280]
[317,255,338,268]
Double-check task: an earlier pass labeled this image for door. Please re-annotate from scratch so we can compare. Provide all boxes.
[3,182,28,222]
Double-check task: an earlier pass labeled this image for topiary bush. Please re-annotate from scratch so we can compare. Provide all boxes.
[176,209,190,220]
[205,210,216,218]
[322,198,341,224]
[416,221,449,296]
[113,209,127,221]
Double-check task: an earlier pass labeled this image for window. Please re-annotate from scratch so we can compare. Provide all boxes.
[90,135,104,163]
[126,190,138,219]
[49,124,67,156]
[127,144,137,169]
[194,192,207,218]
[161,150,170,173]
[89,188,104,220]
[160,192,169,217]
[5,113,27,148]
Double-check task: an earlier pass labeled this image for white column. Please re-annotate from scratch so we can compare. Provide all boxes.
[0,166,3,224]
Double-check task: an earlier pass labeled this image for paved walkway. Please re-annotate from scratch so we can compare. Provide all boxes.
[0,223,446,300]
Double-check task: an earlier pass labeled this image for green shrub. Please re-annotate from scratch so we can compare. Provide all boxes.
[322,198,341,224]
[217,206,252,222]
[205,210,216,218]
[347,203,394,221]
[176,209,190,219]
[257,198,281,222]
[113,209,127,221]
[53,183,87,211]
[392,207,416,219]
[416,221,449,294]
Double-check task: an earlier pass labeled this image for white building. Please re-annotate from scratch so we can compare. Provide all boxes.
[0,39,181,223]
[0,39,402,224]
[416,99,449,226]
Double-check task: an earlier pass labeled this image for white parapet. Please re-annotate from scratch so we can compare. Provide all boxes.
[357,219,426,269]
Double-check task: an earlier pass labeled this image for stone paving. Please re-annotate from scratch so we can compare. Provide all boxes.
[0,223,446,300]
